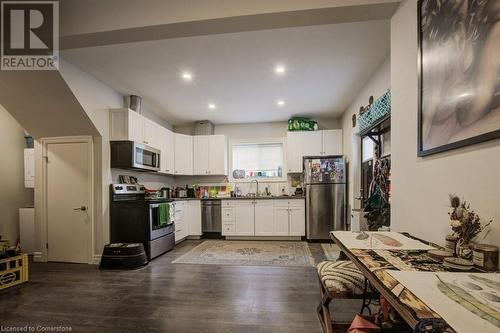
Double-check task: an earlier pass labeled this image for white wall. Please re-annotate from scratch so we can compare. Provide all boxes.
[59,59,174,259]
[175,118,341,138]
[60,0,400,36]
[341,57,390,214]
[390,0,500,247]
[0,105,33,244]
[174,119,340,194]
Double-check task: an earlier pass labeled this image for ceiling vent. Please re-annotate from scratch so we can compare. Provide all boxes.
[124,95,142,114]
[194,120,214,135]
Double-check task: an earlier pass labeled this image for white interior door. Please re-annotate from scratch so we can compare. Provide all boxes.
[46,140,92,263]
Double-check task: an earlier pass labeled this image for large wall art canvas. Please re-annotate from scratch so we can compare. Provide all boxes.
[418,0,500,156]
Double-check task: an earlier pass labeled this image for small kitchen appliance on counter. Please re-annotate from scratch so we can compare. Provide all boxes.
[110,184,174,260]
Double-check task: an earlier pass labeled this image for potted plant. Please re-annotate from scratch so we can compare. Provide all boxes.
[448,195,492,259]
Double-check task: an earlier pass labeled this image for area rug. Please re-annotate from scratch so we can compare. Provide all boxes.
[321,243,341,261]
[172,240,315,267]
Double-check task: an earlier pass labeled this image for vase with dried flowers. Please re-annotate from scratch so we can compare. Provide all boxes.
[448,194,492,260]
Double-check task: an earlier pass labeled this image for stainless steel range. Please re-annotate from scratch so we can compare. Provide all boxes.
[110,184,175,260]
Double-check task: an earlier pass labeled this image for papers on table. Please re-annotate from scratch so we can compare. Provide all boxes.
[388,271,500,333]
[330,231,435,250]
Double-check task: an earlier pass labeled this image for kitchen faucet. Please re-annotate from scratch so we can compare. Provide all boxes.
[250,179,259,197]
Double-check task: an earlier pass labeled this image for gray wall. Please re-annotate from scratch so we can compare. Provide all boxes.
[0,105,33,244]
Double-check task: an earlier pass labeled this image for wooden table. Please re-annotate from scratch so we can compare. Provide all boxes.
[329,232,447,329]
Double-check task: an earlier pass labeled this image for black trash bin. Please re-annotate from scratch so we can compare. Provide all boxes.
[99,243,148,270]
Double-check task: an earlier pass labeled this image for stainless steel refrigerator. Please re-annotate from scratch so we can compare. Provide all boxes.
[304,156,346,240]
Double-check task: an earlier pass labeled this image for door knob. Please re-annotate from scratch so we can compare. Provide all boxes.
[73,206,87,211]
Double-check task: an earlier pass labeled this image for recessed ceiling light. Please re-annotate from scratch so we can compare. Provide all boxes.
[181,72,193,81]
[277,100,285,107]
[208,103,216,110]
[274,65,286,75]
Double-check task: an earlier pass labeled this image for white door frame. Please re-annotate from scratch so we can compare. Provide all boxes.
[40,136,94,264]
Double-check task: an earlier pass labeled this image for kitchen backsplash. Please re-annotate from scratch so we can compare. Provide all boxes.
[174,175,303,196]
[110,169,175,189]
[111,170,303,196]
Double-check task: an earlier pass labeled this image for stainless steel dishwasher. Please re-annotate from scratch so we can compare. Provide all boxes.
[202,200,222,233]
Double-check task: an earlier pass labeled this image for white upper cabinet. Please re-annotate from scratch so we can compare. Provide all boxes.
[208,135,227,175]
[110,108,143,143]
[322,129,343,156]
[127,110,144,144]
[142,117,159,148]
[286,131,322,173]
[110,109,230,176]
[193,135,227,175]
[158,127,175,174]
[286,130,343,173]
[193,136,210,175]
[174,133,193,175]
[109,108,162,150]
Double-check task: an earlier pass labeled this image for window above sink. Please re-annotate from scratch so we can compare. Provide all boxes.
[230,138,286,182]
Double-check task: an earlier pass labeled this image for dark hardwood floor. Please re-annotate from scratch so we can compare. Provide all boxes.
[0,241,362,332]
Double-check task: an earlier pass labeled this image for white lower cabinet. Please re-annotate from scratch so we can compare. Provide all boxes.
[289,206,306,236]
[234,201,255,236]
[254,200,274,236]
[174,201,188,242]
[273,207,290,236]
[273,199,306,237]
[186,200,202,236]
[174,200,202,243]
[222,199,305,237]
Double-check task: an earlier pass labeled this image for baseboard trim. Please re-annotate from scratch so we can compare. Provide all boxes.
[224,236,303,241]
[33,252,43,262]
[92,254,101,265]
[186,235,201,240]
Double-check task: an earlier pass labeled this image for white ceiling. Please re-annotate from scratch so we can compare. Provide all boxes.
[62,20,390,126]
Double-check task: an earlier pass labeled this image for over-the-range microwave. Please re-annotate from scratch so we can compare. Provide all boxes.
[110,141,160,172]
